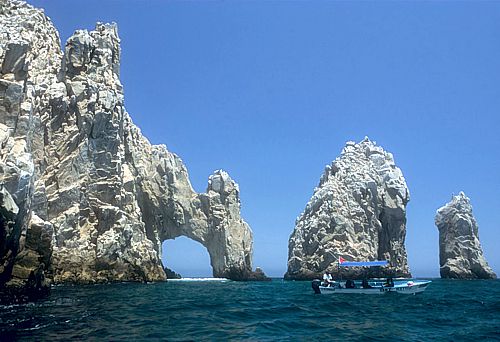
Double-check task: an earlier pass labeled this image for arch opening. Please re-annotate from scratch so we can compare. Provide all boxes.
[161,236,213,278]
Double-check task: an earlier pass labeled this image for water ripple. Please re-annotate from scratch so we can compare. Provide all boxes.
[1,279,499,340]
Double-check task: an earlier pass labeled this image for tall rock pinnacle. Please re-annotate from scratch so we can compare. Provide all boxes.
[435,192,496,279]
[285,137,411,280]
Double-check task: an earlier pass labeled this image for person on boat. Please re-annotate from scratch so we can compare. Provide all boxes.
[322,272,333,286]
[345,279,355,288]
[384,277,394,287]
[361,278,372,289]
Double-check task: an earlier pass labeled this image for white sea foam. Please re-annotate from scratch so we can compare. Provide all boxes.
[168,278,229,282]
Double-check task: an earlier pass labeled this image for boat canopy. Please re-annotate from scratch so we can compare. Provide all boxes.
[339,260,388,267]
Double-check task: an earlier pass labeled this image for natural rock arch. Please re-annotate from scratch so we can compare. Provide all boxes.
[161,236,214,277]
[129,152,255,279]
[0,1,258,291]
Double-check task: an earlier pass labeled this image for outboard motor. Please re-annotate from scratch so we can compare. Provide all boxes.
[311,280,322,294]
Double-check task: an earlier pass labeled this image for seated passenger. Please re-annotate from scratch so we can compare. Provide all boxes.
[384,277,394,287]
[361,279,372,289]
[345,279,355,288]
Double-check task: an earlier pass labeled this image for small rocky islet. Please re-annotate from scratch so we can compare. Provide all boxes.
[285,138,411,280]
[0,0,496,304]
[436,192,496,279]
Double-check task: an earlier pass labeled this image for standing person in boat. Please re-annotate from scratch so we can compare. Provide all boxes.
[322,272,333,287]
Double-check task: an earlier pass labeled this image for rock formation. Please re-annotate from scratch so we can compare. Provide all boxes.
[435,192,496,279]
[285,138,411,280]
[0,0,262,299]
[164,267,181,279]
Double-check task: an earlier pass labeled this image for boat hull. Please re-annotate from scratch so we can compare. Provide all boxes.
[314,280,431,295]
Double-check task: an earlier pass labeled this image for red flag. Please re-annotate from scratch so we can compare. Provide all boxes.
[339,256,346,264]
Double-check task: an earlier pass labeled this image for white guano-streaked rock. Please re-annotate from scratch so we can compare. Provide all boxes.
[286,137,411,280]
[0,0,259,289]
[435,192,496,279]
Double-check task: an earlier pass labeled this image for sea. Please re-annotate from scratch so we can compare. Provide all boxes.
[1,278,499,341]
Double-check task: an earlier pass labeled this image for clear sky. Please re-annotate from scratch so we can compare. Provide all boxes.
[28,0,500,278]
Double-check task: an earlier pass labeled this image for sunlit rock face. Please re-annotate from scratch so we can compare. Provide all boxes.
[0,0,60,293]
[0,0,258,290]
[436,192,496,279]
[285,138,411,280]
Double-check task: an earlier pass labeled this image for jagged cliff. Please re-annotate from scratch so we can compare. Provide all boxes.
[435,192,496,279]
[285,138,411,280]
[0,0,261,296]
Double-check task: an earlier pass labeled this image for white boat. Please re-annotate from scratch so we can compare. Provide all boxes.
[312,259,432,295]
[312,279,432,295]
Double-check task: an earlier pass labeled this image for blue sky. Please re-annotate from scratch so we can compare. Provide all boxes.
[29,0,500,278]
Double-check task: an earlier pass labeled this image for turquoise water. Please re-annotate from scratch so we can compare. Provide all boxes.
[1,279,499,341]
